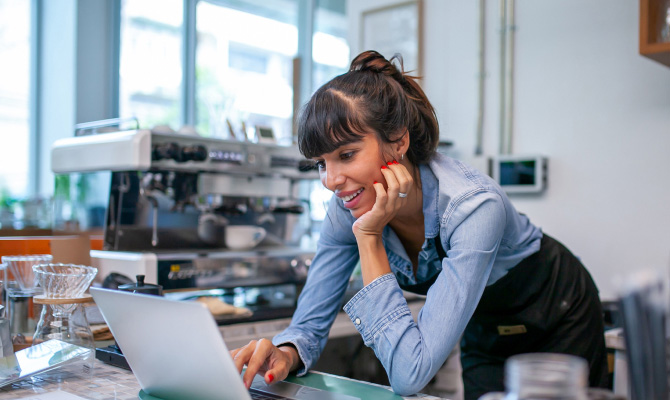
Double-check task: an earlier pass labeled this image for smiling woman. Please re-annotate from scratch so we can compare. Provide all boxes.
[230,50,609,400]
[311,134,411,220]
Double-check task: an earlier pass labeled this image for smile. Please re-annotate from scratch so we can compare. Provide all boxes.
[342,188,364,202]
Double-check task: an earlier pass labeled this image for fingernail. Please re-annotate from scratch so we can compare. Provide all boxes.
[268,373,274,383]
[373,181,377,184]
[381,165,387,169]
[387,161,392,165]
[393,160,398,164]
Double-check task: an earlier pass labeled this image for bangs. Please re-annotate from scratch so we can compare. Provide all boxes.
[298,88,369,159]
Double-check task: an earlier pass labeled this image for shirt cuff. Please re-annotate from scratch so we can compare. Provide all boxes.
[272,334,312,377]
[343,273,411,346]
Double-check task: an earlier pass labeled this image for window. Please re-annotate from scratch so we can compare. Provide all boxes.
[118,0,183,129]
[313,0,349,91]
[0,0,31,203]
[118,0,349,145]
[195,0,298,143]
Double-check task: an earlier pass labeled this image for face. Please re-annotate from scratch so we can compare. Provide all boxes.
[313,134,391,219]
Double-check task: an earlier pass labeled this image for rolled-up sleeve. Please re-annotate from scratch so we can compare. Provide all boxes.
[343,190,507,395]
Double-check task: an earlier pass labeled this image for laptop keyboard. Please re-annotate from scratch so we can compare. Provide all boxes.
[249,388,293,400]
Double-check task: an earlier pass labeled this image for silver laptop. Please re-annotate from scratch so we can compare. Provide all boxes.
[90,288,359,400]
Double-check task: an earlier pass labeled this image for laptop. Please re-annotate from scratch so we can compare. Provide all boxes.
[90,288,359,400]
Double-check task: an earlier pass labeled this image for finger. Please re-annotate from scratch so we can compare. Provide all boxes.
[371,179,389,211]
[232,341,257,374]
[389,160,412,195]
[242,338,273,389]
[381,165,400,205]
[264,353,290,384]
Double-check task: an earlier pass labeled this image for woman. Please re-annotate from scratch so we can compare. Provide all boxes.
[231,51,608,399]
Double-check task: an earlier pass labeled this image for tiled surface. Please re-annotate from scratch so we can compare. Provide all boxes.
[0,361,140,400]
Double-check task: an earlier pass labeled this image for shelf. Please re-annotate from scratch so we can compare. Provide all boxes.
[639,0,670,67]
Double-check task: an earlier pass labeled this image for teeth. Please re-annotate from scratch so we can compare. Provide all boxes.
[342,188,364,202]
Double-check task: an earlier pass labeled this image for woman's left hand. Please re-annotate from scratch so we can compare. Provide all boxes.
[352,161,413,239]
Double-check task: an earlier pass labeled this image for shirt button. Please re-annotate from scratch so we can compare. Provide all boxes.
[355,318,361,325]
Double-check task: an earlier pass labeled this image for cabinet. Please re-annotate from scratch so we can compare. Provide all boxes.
[640,0,670,67]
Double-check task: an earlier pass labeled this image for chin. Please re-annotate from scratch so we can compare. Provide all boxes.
[349,205,372,220]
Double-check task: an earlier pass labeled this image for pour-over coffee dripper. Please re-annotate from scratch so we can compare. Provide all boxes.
[31,263,97,351]
[1,254,52,294]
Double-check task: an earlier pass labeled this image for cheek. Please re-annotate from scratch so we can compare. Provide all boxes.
[319,172,330,191]
[363,164,385,182]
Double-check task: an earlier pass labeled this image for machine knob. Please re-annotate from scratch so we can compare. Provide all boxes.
[152,142,180,161]
[178,144,208,162]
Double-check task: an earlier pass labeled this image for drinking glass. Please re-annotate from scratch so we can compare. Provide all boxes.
[1,254,52,346]
[504,353,588,400]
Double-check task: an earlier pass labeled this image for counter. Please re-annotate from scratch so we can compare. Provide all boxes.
[0,300,449,399]
[0,359,446,400]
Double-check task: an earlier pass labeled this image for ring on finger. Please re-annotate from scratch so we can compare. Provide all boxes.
[398,192,408,198]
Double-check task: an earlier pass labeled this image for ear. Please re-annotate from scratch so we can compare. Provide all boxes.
[393,129,410,158]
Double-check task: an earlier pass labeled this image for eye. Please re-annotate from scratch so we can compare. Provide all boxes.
[314,160,326,170]
[340,151,355,160]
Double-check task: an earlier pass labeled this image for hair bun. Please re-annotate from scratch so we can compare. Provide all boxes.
[350,50,404,79]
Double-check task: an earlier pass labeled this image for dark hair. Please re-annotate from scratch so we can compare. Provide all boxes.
[297,50,439,165]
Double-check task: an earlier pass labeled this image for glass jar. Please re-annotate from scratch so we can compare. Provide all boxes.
[32,301,94,349]
[504,353,588,400]
[479,353,624,400]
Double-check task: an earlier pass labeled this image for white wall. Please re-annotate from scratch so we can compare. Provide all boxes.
[348,0,670,300]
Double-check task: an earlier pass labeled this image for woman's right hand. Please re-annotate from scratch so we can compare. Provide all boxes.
[229,339,300,389]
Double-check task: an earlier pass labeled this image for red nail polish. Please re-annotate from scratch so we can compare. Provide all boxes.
[387,161,392,165]
[373,181,377,184]
[393,160,398,164]
[381,165,387,169]
[268,374,274,383]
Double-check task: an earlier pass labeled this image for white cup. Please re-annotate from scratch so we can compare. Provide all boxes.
[225,226,266,250]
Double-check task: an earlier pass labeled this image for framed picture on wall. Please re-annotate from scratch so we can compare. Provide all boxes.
[360,0,422,75]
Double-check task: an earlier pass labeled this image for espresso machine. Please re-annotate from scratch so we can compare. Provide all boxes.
[51,124,320,326]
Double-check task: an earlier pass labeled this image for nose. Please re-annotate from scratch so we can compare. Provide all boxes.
[322,164,346,192]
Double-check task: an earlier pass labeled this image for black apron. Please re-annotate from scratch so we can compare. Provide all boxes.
[398,234,609,400]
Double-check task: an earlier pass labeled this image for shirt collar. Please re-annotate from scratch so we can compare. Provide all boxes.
[419,161,441,239]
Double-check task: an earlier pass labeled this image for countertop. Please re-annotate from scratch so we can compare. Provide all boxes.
[0,359,445,400]
[0,298,438,399]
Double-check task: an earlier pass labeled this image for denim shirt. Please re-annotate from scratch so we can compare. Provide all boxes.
[272,153,542,395]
